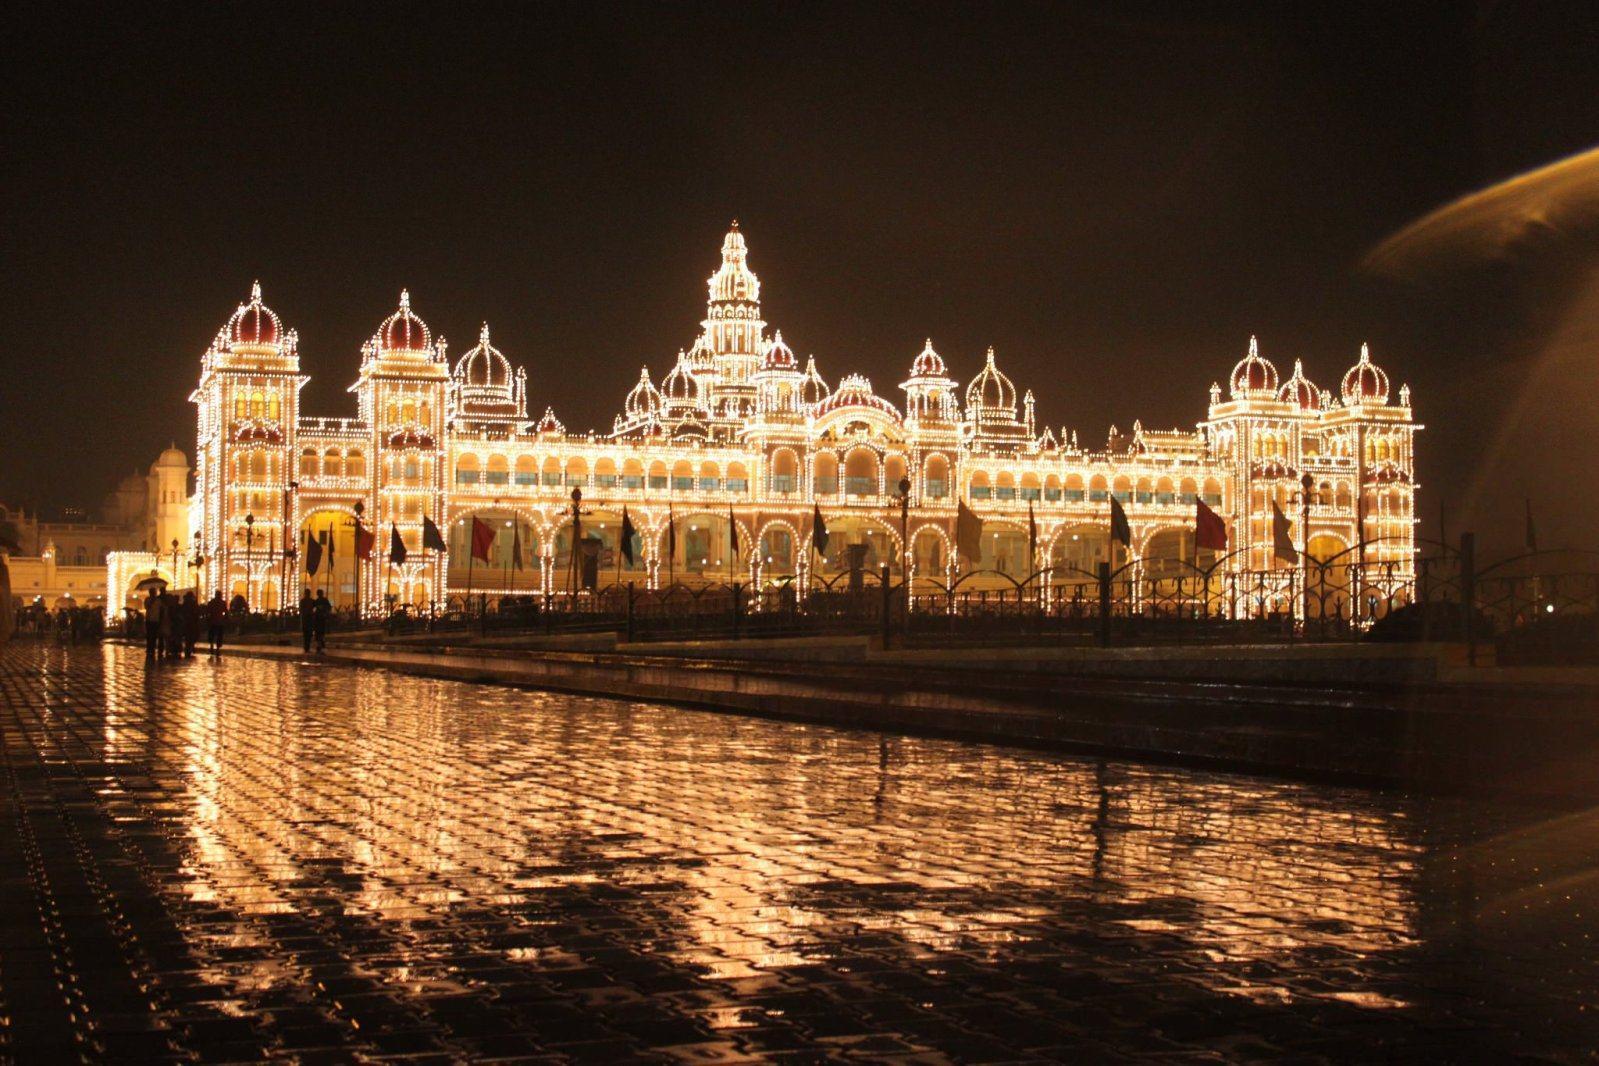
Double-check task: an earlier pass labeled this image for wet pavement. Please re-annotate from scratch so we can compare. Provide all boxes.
[1,643,1594,1063]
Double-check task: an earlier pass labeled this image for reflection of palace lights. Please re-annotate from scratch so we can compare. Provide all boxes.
[110,223,1418,617]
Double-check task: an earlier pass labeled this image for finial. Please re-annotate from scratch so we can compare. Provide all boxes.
[399,289,411,310]
[1292,358,1304,375]
[1248,335,1259,358]
[986,346,997,365]
[479,322,490,345]
[1360,341,1371,362]
[924,338,934,350]
[730,219,739,230]
[250,280,262,302]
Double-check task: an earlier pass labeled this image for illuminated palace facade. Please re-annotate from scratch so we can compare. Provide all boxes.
[119,224,1418,614]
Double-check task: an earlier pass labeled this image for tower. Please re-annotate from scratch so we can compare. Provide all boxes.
[189,282,305,607]
[351,291,450,612]
[147,446,191,555]
[700,221,766,429]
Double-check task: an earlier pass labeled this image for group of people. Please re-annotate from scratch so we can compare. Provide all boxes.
[143,587,228,661]
[10,604,103,643]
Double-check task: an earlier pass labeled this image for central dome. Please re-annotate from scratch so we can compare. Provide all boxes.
[228,282,282,348]
[378,290,431,353]
[966,348,1017,413]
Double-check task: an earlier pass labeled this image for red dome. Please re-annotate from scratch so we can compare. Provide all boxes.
[1228,336,1278,398]
[1340,345,1390,405]
[379,290,431,352]
[1275,360,1320,410]
[229,282,282,347]
[762,330,797,371]
[911,339,946,377]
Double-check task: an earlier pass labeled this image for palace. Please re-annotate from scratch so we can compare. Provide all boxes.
[105,223,1419,616]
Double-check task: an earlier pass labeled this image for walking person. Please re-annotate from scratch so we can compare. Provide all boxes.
[205,591,227,655]
[145,588,164,660]
[299,589,315,654]
[180,591,201,658]
[312,589,331,653]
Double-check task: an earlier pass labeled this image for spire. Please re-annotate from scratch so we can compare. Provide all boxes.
[479,322,491,346]
[399,288,411,311]
[1249,334,1259,359]
[250,280,262,303]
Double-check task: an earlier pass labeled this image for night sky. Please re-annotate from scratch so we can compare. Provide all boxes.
[4,4,1597,552]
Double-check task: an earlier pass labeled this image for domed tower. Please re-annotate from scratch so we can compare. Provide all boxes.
[449,323,528,435]
[147,446,191,555]
[189,282,305,605]
[900,340,959,426]
[797,355,831,413]
[964,348,1028,447]
[753,331,805,423]
[700,222,766,428]
[1276,359,1321,413]
[352,290,449,614]
[614,366,665,438]
[659,349,711,428]
[1332,344,1417,567]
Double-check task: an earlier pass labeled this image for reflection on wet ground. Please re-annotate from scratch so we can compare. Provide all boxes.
[1,643,1594,1061]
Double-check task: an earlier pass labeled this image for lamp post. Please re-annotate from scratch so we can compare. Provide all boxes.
[353,499,365,620]
[1293,473,1321,624]
[190,534,206,596]
[898,476,912,638]
[169,538,180,587]
[243,513,255,612]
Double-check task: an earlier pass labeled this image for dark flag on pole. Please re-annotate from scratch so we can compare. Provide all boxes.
[1109,495,1132,547]
[388,523,407,566]
[1027,499,1038,569]
[1271,500,1299,564]
[305,530,323,576]
[728,506,738,554]
[811,504,829,556]
[355,519,376,561]
[470,515,495,563]
[421,514,447,553]
[956,499,983,566]
[667,506,677,556]
[1195,499,1227,552]
[325,527,335,568]
[620,507,637,565]
[511,525,523,570]
[1525,498,1538,551]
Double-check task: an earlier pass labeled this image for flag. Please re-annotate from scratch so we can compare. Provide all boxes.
[620,507,637,565]
[728,506,738,555]
[421,514,447,553]
[1525,498,1538,551]
[1195,499,1227,552]
[1109,495,1131,547]
[355,519,376,561]
[470,515,494,563]
[1271,500,1298,564]
[956,498,983,565]
[811,503,829,556]
[1027,499,1038,568]
[325,527,335,568]
[388,523,407,565]
[305,530,322,576]
[667,506,677,557]
[511,524,523,570]
[579,537,601,590]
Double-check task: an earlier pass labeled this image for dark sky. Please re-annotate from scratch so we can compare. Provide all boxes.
[4,3,1597,553]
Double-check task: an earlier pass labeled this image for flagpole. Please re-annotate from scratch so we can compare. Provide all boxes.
[667,507,675,589]
[466,513,475,617]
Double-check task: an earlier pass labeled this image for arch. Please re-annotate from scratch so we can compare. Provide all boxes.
[810,514,903,576]
[770,448,799,494]
[813,452,838,495]
[843,447,879,496]
[659,510,751,577]
[455,453,480,485]
[300,448,318,478]
[298,506,359,608]
[323,448,343,478]
[515,455,538,485]
[911,523,951,578]
[564,456,588,485]
[884,454,908,494]
[345,449,365,479]
[486,454,510,486]
[756,518,800,582]
[1049,524,1112,581]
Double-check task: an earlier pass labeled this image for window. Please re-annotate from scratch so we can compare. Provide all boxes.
[457,468,479,484]
[845,476,874,496]
[725,478,747,492]
[648,475,668,490]
[970,485,992,500]
[1044,488,1062,501]
[925,478,948,499]
[673,475,694,491]
[995,486,1017,501]
[622,475,643,489]
[697,476,719,491]
[769,474,796,493]
[814,476,838,495]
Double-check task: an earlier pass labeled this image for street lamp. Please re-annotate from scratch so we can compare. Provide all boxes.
[170,538,180,586]
[190,533,206,595]
[898,476,912,630]
[281,480,298,625]
[243,513,256,612]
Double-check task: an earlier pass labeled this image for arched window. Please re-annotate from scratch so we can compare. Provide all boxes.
[924,454,950,499]
[813,453,838,496]
[324,449,342,478]
[969,470,991,500]
[769,449,798,494]
[884,454,908,495]
[345,450,365,478]
[456,454,480,485]
[486,455,510,486]
[843,449,878,497]
[300,448,318,478]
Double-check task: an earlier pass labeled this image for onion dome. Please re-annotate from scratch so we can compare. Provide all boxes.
[1340,343,1390,405]
[378,289,431,353]
[152,444,188,470]
[661,351,701,404]
[708,220,760,304]
[762,330,797,371]
[814,373,901,419]
[453,323,514,392]
[1276,359,1320,410]
[228,281,283,347]
[910,338,947,377]
[686,333,715,373]
[625,366,664,419]
[966,347,1017,414]
[798,355,831,408]
[1229,336,1279,398]
[535,407,565,436]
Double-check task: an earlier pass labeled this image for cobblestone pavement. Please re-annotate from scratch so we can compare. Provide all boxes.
[1,644,1595,1063]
